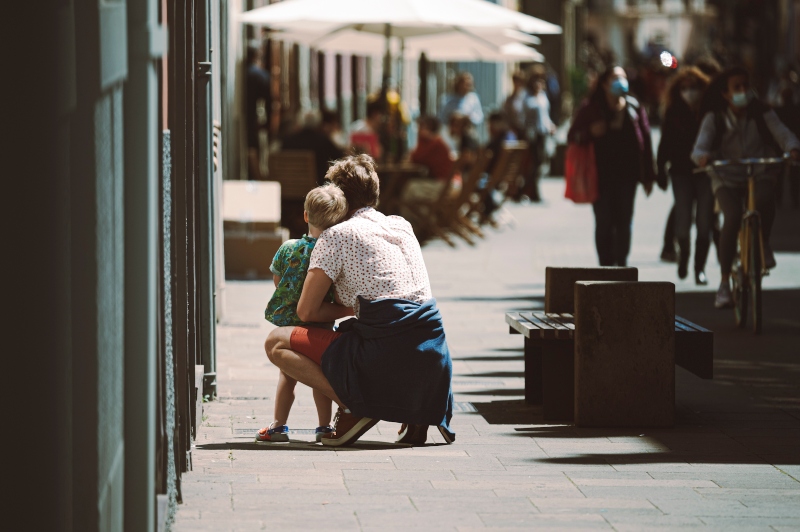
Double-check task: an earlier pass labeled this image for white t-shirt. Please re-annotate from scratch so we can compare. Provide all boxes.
[309,207,433,316]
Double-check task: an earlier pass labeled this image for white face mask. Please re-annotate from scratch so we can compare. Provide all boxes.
[681,88,700,106]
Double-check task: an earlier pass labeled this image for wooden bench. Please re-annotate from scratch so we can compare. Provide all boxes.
[506,310,713,421]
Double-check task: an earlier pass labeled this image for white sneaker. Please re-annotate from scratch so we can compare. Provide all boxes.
[715,282,733,309]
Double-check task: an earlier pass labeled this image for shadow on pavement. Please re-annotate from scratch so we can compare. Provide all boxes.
[676,288,800,416]
[196,441,413,451]
[772,204,800,252]
[437,295,545,304]
[471,400,543,425]
[463,371,524,378]
[462,287,800,466]
[455,355,523,362]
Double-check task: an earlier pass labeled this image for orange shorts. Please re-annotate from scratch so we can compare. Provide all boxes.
[289,326,342,365]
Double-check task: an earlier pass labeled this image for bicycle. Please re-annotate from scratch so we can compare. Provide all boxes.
[694,156,789,334]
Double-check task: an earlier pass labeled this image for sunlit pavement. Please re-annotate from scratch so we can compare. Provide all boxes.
[173,178,800,531]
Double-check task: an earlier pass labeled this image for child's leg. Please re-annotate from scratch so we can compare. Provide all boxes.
[312,388,333,427]
[273,371,297,426]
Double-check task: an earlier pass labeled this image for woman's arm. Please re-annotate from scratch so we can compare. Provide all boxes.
[638,105,656,189]
[691,112,716,168]
[297,268,354,323]
[567,99,601,144]
[656,109,675,182]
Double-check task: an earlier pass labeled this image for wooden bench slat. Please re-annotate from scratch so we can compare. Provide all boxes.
[551,314,575,330]
[505,312,543,338]
[534,312,570,330]
[538,313,575,339]
[545,313,576,332]
[519,312,558,339]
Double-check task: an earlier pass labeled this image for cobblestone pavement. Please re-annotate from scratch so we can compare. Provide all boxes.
[173,179,800,531]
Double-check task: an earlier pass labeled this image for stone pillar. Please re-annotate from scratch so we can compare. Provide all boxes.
[574,281,675,427]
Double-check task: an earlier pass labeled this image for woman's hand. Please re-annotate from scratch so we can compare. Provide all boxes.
[589,120,607,138]
[297,268,354,323]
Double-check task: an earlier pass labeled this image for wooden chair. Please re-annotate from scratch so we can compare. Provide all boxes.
[444,151,491,244]
[395,159,466,246]
[466,141,527,225]
[267,150,317,237]
[267,150,317,200]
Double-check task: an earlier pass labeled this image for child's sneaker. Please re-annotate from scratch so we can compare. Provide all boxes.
[255,424,289,442]
[315,425,333,442]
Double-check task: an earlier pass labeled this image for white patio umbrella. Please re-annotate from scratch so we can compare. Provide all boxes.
[273,26,544,62]
[239,0,562,35]
[240,0,560,68]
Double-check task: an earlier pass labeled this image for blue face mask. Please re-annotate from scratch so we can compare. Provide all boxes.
[610,78,629,97]
[731,91,749,108]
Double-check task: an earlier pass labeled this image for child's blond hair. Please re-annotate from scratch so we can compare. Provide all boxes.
[304,184,348,230]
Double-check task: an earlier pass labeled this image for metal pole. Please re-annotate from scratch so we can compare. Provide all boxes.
[383,23,391,89]
[124,0,163,528]
[196,0,217,397]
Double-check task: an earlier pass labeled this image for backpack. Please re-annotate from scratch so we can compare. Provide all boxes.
[710,100,781,155]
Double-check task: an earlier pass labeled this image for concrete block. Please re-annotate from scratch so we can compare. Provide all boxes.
[574,281,675,428]
[545,267,638,314]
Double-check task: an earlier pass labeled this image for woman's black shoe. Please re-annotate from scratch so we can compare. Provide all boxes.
[695,271,708,286]
[678,263,688,280]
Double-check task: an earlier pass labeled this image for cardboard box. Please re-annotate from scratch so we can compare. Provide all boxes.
[224,227,289,280]
[222,180,281,232]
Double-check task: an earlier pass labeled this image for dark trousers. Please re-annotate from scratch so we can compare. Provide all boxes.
[662,206,675,252]
[593,178,638,266]
[672,173,714,273]
[715,179,776,276]
[523,136,545,201]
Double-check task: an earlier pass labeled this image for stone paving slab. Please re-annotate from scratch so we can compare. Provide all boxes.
[173,180,800,530]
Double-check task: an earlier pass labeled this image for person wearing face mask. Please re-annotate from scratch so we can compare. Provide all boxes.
[692,66,800,309]
[567,65,656,267]
[657,67,712,284]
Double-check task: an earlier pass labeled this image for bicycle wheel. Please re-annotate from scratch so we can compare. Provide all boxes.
[749,218,763,334]
[732,258,748,329]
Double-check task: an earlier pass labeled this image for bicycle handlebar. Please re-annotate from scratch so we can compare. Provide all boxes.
[692,154,794,174]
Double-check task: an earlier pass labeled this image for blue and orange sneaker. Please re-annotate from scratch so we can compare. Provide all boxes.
[255,424,289,442]
[315,425,333,442]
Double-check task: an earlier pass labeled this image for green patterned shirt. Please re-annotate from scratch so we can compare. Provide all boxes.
[264,235,334,327]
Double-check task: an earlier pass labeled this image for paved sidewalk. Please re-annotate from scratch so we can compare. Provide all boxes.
[173,180,800,531]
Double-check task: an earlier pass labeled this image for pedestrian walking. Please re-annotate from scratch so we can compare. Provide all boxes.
[692,67,800,308]
[503,70,528,140]
[245,43,270,180]
[658,56,723,264]
[567,66,656,267]
[440,72,484,128]
[657,67,713,285]
[522,71,556,202]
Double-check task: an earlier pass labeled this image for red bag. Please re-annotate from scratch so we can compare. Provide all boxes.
[564,142,599,204]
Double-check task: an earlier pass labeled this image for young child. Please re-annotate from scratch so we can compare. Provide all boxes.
[256,184,349,443]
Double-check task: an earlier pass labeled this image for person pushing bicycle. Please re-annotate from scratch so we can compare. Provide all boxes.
[692,66,800,309]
